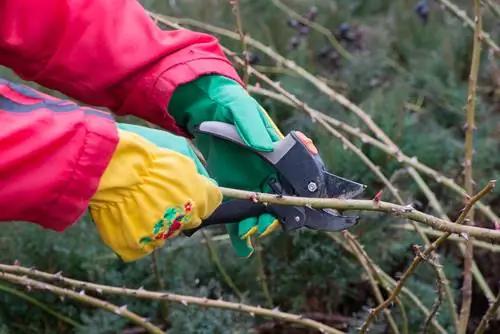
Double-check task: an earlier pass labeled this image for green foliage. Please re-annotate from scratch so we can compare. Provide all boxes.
[2,0,500,333]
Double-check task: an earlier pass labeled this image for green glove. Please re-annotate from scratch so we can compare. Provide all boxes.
[169,75,284,257]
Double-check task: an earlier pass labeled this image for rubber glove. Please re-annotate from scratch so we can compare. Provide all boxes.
[169,75,285,257]
[89,123,222,262]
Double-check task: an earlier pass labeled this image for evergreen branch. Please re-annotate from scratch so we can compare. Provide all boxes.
[459,1,483,331]
[418,247,445,334]
[436,0,500,54]
[0,265,344,334]
[0,271,164,334]
[474,289,500,334]
[149,12,500,232]
[219,181,498,243]
[0,283,82,329]
[268,0,354,62]
[358,180,495,333]
[328,234,447,334]
[343,232,403,334]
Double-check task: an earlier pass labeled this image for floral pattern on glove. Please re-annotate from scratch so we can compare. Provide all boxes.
[139,201,193,247]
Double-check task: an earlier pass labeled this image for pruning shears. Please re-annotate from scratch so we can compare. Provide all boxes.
[184,121,367,237]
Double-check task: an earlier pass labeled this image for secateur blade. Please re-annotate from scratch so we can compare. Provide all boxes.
[183,121,367,236]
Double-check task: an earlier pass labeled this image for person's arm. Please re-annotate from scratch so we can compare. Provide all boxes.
[0,79,118,231]
[0,0,243,136]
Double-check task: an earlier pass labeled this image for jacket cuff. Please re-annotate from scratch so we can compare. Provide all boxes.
[115,48,244,137]
[24,114,118,231]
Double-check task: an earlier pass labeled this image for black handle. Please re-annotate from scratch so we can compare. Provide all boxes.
[183,200,269,236]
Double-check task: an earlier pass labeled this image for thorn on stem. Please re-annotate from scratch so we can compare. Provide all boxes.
[372,190,383,204]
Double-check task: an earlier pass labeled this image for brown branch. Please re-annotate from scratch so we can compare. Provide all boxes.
[0,271,164,334]
[475,290,500,334]
[459,1,483,331]
[358,181,496,333]
[219,181,499,243]
[0,265,343,334]
[328,234,447,334]
[343,232,403,334]
[436,0,500,55]
[419,248,445,334]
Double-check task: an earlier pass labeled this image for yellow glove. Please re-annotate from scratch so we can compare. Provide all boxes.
[89,124,222,262]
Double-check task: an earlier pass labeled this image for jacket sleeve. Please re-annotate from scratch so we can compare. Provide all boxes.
[0,79,118,232]
[0,0,243,136]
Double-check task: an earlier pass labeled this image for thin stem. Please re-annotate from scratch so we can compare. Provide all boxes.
[201,230,244,300]
[392,224,500,252]
[343,233,402,334]
[459,1,483,332]
[358,181,495,333]
[0,271,164,334]
[436,0,499,54]
[0,283,82,328]
[219,181,499,243]
[328,233,447,334]
[0,265,343,334]
[269,0,354,62]
[419,248,445,334]
[151,252,169,323]
[253,238,273,308]
[230,0,249,87]
[475,290,500,334]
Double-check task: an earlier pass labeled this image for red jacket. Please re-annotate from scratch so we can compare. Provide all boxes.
[0,0,243,231]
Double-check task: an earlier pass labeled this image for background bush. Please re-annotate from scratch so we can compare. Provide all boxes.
[1,0,500,333]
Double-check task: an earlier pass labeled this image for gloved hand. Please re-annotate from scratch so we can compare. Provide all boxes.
[89,123,222,262]
[169,75,285,257]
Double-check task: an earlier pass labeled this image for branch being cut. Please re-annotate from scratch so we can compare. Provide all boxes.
[219,181,498,243]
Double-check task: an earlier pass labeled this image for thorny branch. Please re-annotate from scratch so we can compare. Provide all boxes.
[219,182,499,243]
[0,271,165,334]
[459,0,483,332]
[0,264,344,334]
[475,289,500,334]
[358,181,496,333]
[418,247,445,334]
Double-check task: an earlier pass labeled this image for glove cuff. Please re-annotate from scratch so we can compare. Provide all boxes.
[89,128,222,262]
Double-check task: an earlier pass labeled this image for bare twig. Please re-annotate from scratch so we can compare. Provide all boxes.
[343,232,403,334]
[0,283,81,328]
[269,0,353,62]
[358,181,496,333]
[328,234,447,334]
[418,248,445,334]
[459,1,483,332]
[475,290,500,334]
[436,0,500,54]
[201,231,244,300]
[0,265,344,334]
[392,224,500,252]
[229,0,249,87]
[0,271,164,334]
[219,182,499,243]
